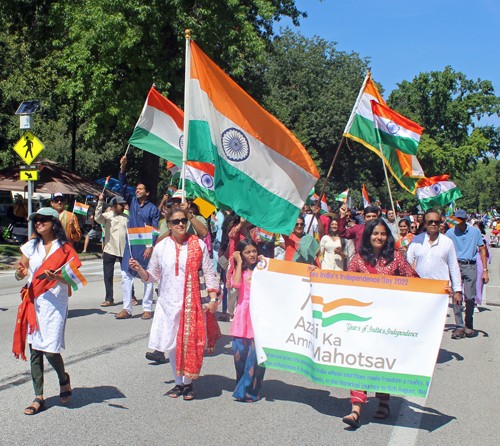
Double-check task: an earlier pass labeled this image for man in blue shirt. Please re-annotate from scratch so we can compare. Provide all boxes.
[446,209,489,338]
[116,156,160,320]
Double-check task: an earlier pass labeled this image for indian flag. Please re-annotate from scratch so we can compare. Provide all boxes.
[61,260,87,291]
[416,175,463,211]
[128,227,153,246]
[362,184,370,208]
[335,189,349,203]
[128,86,184,167]
[259,229,274,242]
[400,235,412,247]
[309,190,328,213]
[186,40,319,235]
[343,73,425,193]
[445,216,461,226]
[371,101,423,156]
[103,175,110,189]
[73,202,89,216]
[185,161,218,206]
[145,225,160,237]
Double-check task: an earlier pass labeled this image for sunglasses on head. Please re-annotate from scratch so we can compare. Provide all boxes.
[35,217,51,224]
[426,220,440,226]
[170,218,188,225]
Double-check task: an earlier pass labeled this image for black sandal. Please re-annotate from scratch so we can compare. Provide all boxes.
[24,397,46,415]
[342,411,361,428]
[183,384,194,401]
[374,402,390,419]
[60,373,72,403]
[167,385,184,398]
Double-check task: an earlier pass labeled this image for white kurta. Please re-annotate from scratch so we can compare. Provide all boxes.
[21,239,70,353]
[320,235,344,271]
[146,237,219,353]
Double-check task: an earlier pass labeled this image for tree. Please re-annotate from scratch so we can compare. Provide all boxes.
[388,66,500,178]
[0,1,306,203]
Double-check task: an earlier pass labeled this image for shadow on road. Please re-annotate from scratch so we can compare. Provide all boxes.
[437,348,464,363]
[44,385,126,409]
[68,308,108,318]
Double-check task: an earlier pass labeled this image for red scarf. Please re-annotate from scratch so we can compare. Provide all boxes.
[13,243,79,360]
[175,235,206,379]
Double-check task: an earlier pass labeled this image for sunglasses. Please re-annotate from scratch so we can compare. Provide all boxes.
[295,223,305,227]
[35,217,51,224]
[52,198,65,203]
[170,218,188,225]
[426,220,440,226]
[410,225,417,229]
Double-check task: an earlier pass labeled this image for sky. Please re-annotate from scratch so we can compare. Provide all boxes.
[276,0,500,124]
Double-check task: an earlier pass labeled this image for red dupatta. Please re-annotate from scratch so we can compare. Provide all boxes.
[175,235,206,379]
[13,242,79,360]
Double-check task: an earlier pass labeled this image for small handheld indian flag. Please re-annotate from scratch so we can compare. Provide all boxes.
[259,229,274,242]
[103,176,110,189]
[73,202,89,216]
[446,216,461,226]
[381,209,387,218]
[168,185,177,195]
[145,225,160,236]
[336,189,349,203]
[61,260,87,291]
[128,227,154,245]
[400,236,411,247]
[396,201,402,211]
[362,184,370,208]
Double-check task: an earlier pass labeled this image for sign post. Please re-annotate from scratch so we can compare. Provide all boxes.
[13,132,44,239]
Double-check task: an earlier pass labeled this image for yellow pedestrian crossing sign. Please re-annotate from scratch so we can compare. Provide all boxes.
[13,132,44,165]
[20,170,39,181]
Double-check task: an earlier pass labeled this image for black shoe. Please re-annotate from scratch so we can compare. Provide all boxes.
[145,350,167,363]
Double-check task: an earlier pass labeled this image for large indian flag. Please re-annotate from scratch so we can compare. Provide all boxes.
[344,73,425,193]
[128,87,184,167]
[416,175,462,210]
[186,41,319,234]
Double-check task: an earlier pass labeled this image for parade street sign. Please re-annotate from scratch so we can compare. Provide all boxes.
[13,131,44,165]
[20,170,39,181]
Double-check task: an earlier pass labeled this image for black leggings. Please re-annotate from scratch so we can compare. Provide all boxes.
[30,345,67,396]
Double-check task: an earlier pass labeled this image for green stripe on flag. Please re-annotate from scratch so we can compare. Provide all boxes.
[188,121,216,164]
[377,130,418,155]
[419,188,463,211]
[129,239,152,246]
[214,158,301,234]
[61,268,78,291]
[129,127,183,166]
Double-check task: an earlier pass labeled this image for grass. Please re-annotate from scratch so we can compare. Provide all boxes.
[0,243,21,257]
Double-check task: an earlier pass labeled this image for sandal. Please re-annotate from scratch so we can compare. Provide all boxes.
[60,373,72,403]
[101,301,115,307]
[24,397,46,415]
[167,385,184,398]
[183,384,194,401]
[342,411,361,428]
[373,402,390,419]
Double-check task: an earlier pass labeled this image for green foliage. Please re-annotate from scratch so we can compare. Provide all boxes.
[388,66,500,177]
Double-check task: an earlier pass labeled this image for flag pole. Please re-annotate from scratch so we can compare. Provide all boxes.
[306,71,371,234]
[180,29,192,204]
[54,257,75,274]
[377,142,399,238]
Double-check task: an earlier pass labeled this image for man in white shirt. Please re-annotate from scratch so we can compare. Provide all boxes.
[406,210,467,339]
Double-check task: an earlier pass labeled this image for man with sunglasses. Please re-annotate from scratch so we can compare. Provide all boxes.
[406,209,464,337]
[117,156,160,320]
[445,209,488,337]
[50,193,82,246]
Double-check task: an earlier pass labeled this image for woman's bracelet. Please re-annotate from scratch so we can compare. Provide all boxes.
[15,270,23,281]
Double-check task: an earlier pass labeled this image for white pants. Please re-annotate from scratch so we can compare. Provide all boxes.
[169,350,192,385]
[121,269,153,314]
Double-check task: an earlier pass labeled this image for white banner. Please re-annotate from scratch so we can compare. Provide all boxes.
[250,258,449,398]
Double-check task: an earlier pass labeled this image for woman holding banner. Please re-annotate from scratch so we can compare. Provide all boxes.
[342,219,418,428]
[14,207,78,415]
[129,208,219,400]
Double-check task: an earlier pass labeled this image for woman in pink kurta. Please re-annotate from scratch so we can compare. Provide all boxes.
[230,239,265,402]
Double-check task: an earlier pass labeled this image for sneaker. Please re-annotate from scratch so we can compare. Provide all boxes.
[145,350,167,363]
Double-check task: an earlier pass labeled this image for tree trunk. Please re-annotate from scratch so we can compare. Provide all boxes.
[71,107,77,172]
[142,151,159,205]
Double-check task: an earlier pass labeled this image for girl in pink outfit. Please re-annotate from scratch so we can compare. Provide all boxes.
[230,239,265,402]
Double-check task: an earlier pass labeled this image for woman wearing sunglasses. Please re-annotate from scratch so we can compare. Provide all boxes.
[129,208,219,400]
[14,208,80,415]
[279,215,320,265]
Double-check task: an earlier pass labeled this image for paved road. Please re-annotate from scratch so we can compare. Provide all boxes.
[0,256,499,445]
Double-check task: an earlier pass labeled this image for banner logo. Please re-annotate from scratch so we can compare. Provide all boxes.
[311,296,372,327]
